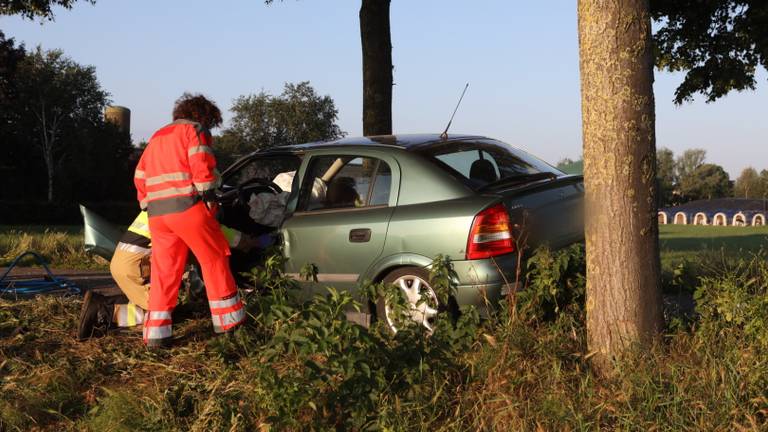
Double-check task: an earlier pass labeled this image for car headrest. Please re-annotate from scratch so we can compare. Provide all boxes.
[325,177,359,208]
[470,159,498,183]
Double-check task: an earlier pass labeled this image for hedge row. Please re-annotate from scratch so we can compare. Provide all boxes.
[0,201,140,226]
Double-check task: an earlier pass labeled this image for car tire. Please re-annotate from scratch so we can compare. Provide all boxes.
[375,266,447,333]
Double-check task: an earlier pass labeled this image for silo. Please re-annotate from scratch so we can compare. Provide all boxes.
[105,105,131,134]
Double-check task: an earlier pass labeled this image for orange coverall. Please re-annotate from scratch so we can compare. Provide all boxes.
[134,119,245,346]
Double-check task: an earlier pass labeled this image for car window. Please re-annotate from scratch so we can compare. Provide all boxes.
[369,162,391,206]
[435,150,499,179]
[223,155,302,190]
[417,139,562,189]
[299,156,392,211]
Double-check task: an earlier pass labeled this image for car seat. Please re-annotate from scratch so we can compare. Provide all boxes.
[325,177,360,208]
[470,158,498,183]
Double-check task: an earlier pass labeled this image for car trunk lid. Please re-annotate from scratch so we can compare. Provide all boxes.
[485,175,584,250]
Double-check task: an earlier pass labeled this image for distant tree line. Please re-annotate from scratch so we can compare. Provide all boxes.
[657,148,768,205]
[733,167,768,200]
[559,149,766,208]
[0,31,134,204]
[0,30,343,208]
[656,148,732,205]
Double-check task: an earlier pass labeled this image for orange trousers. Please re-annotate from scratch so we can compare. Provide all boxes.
[144,202,245,345]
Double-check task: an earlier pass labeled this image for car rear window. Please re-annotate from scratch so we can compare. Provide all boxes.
[415,139,563,189]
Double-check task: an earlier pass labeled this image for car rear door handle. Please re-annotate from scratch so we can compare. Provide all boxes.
[349,228,371,243]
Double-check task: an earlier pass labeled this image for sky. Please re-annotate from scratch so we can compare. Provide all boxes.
[2,0,766,176]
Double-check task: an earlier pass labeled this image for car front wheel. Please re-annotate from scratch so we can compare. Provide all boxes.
[376,267,440,333]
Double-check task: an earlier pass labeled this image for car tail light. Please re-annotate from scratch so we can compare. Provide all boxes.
[466,203,515,260]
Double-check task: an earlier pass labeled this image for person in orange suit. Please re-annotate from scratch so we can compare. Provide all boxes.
[134,94,245,348]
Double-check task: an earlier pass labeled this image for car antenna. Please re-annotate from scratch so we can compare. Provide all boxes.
[440,83,469,140]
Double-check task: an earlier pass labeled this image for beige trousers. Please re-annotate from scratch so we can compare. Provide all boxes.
[109,247,151,310]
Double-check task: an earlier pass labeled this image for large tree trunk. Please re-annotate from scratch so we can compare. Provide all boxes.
[577,0,662,374]
[359,0,392,136]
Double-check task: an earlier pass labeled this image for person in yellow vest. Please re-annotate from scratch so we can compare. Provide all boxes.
[77,212,270,340]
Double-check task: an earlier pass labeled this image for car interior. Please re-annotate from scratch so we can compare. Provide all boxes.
[217,155,378,283]
[469,154,499,184]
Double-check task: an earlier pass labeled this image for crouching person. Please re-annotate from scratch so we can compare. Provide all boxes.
[78,211,265,341]
[77,212,152,340]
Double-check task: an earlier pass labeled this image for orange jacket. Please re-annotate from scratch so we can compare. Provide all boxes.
[134,119,220,216]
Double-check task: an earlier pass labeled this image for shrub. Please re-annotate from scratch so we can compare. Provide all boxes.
[694,252,768,349]
[516,243,586,322]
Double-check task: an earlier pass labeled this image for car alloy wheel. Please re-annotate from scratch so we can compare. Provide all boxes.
[378,268,439,333]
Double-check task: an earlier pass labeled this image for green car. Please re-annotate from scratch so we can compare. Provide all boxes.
[218,134,583,330]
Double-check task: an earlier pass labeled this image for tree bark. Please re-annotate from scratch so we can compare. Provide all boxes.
[359,0,393,136]
[577,0,662,374]
[45,150,54,202]
[36,105,57,203]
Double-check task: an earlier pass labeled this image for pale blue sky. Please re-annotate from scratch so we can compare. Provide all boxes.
[2,0,765,176]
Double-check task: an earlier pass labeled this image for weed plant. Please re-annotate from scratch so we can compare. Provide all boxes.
[1,245,767,431]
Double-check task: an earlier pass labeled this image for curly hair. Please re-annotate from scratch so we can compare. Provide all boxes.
[172,93,223,130]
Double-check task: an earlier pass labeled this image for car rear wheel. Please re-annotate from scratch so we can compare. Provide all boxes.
[376,267,440,333]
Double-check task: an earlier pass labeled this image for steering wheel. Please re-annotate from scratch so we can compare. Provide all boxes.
[234,178,283,205]
[215,178,285,236]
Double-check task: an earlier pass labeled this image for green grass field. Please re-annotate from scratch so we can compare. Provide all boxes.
[659,224,768,270]
[660,224,768,252]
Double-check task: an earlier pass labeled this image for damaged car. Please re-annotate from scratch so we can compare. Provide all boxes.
[216,134,584,330]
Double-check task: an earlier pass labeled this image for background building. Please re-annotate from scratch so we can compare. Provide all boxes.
[659,198,768,227]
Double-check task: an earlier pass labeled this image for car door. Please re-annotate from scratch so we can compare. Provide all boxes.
[281,149,400,295]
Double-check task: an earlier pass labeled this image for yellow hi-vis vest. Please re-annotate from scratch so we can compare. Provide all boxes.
[126,211,242,247]
[127,211,151,238]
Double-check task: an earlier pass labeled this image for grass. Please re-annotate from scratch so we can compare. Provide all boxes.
[659,224,768,255]
[0,225,108,270]
[659,225,768,291]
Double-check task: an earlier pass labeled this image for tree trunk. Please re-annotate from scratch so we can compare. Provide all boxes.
[359,0,393,136]
[577,0,662,374]
[45,148,54,202]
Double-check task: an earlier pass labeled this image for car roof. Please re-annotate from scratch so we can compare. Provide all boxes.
[262,133,489,153]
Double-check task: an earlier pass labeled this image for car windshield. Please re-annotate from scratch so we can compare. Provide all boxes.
[415,139,563,190]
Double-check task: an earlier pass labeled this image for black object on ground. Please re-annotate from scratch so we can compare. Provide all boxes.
[77,290,115,340]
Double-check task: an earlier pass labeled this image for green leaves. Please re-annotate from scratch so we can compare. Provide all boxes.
[516,244,586,322]
[223,81,344,152]
[0,0,95,21]
[694,252,768,348]
[429,254,459,306]
[651,0,768,104]
[238,254,484,429]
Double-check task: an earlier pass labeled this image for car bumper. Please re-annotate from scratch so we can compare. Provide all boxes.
[451,253,518,317]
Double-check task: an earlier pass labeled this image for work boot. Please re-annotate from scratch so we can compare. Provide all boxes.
[77,291,115,341]
[171,302,203,322]
[145,337,173,350]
